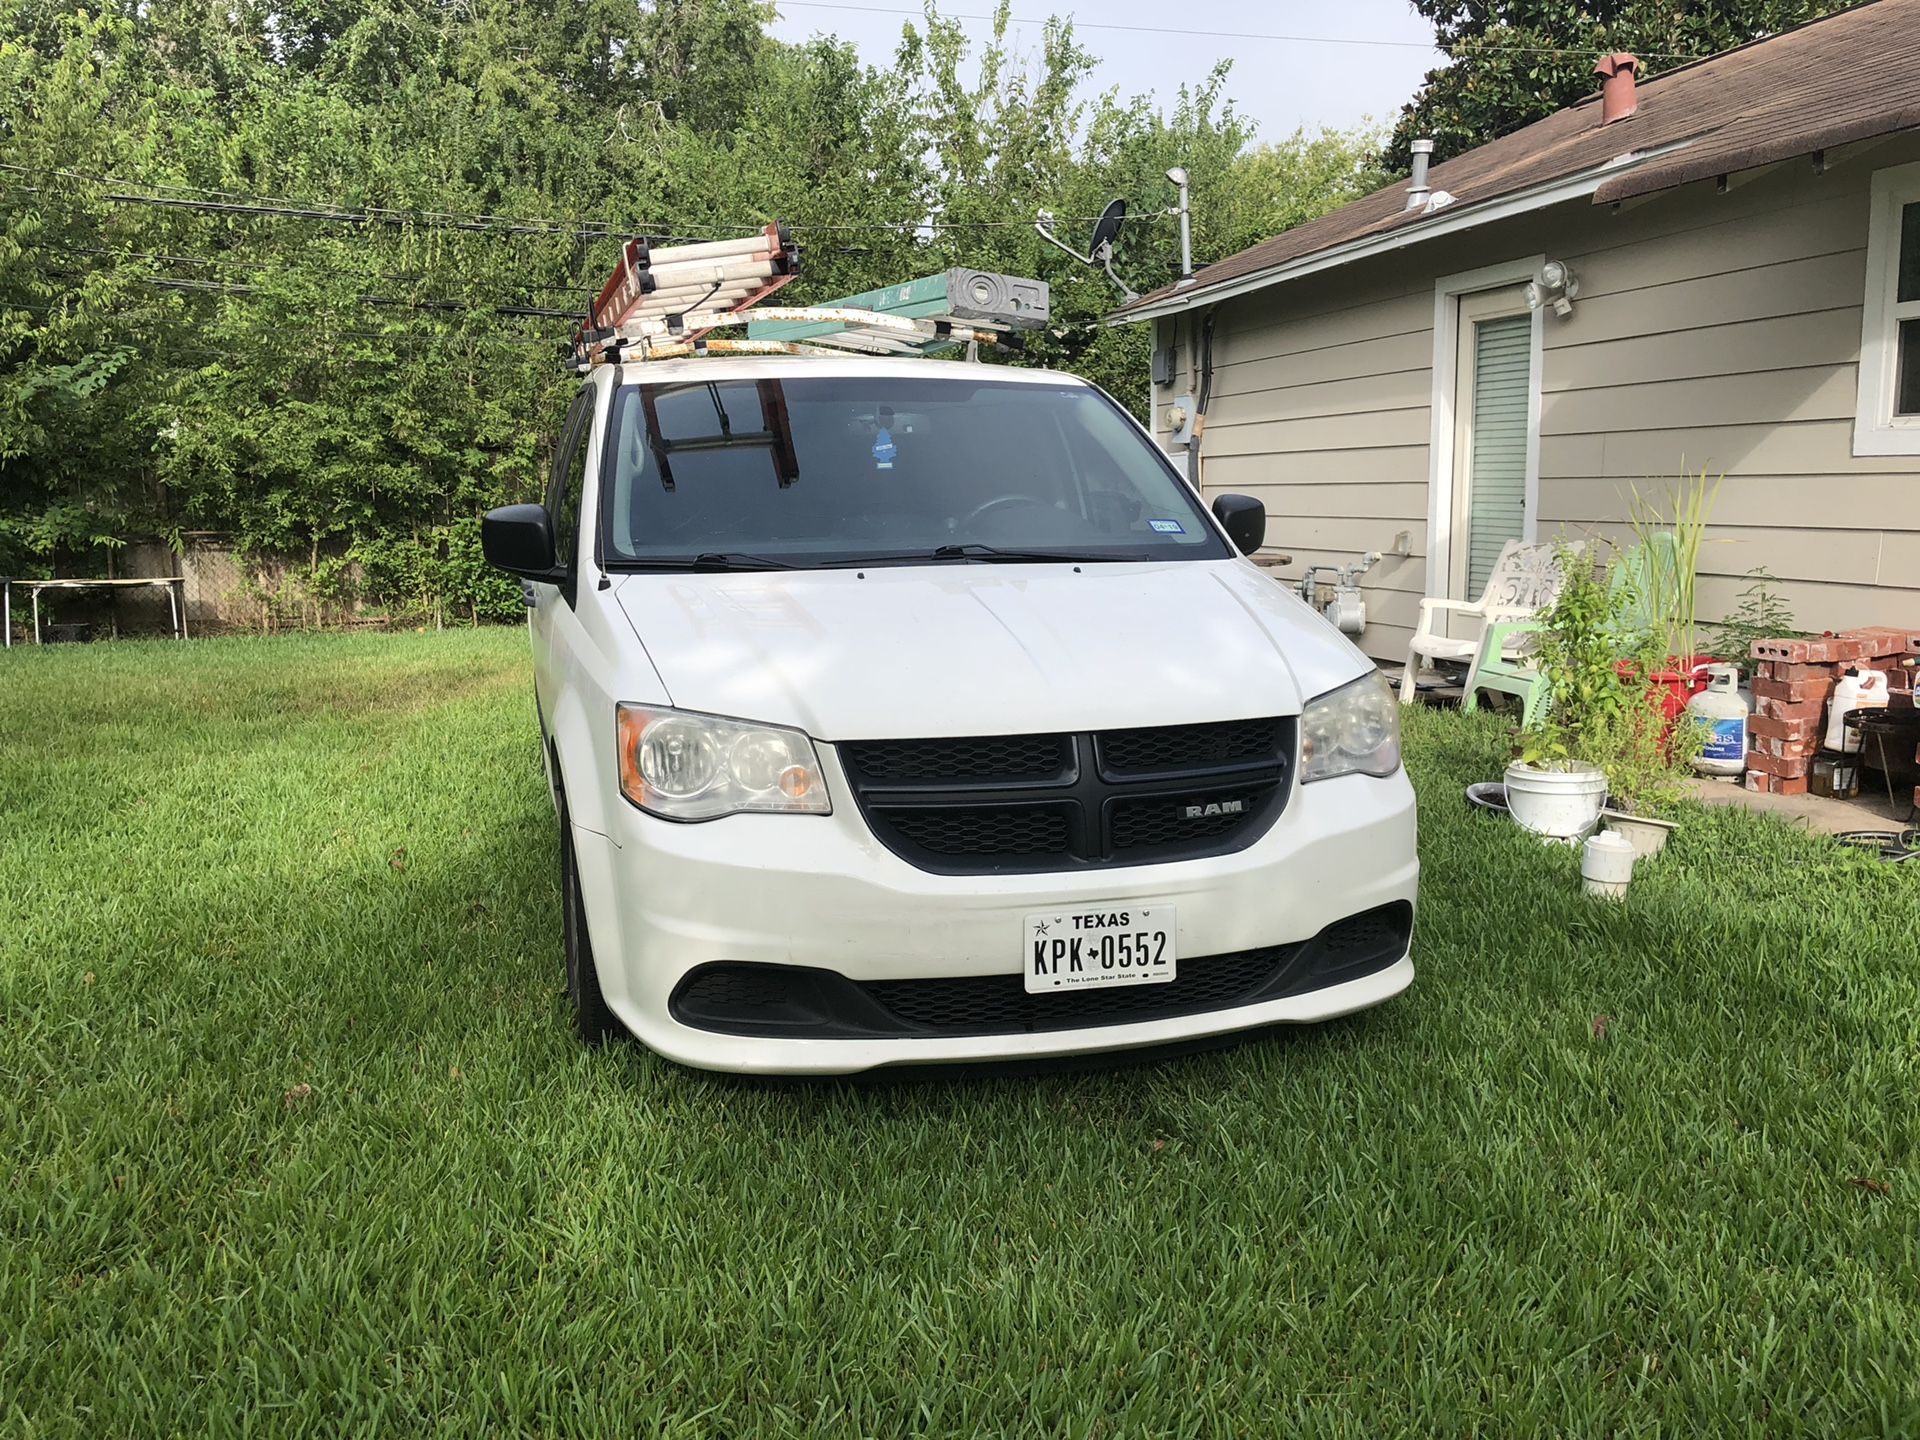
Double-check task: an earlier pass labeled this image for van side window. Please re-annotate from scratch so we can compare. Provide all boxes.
[547,393,594,574]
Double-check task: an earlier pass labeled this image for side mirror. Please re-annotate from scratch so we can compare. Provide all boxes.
[1211,493,1266,555]
[482,504,561,579]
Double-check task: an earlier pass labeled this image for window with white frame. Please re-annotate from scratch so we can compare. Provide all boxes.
[1854,160,1920,455]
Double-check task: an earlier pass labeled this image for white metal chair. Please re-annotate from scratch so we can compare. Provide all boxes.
[1398,540,1582,708]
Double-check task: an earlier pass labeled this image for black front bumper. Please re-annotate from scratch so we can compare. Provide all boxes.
[669,902,1412,1041]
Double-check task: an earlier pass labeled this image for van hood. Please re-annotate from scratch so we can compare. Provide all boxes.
[613,561,1370,740]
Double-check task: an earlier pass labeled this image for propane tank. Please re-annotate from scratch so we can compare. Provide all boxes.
[1824,667,1889,752]
[1687,664,1748,778]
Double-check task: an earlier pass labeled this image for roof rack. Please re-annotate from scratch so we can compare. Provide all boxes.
[569,223,800,368]
[569,232,1050,369]
[743,269,1049,357]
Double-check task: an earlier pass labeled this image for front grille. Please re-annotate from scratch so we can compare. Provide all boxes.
[1099,717,1285,775]
[1110,786,1270,850]
[669,903,1413,1041]
[839,717,1294,875]
[888,805,1071,859]
[841,734,1069,784]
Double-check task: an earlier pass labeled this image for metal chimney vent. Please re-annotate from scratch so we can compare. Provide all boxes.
[1405,138,1434,210]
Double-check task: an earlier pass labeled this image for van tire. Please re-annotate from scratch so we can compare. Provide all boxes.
[559,803,624,1046]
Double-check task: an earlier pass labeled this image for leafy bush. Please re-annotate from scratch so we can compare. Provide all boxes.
[1519,541,1702,816]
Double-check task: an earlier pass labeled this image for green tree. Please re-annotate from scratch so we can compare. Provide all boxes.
[1385,0,1852,170]
[0,0,1379,623]
[0,8,168,576]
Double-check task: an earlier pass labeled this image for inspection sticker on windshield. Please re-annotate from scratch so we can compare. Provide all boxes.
[1025,906,1175,994]
[1147,518,1185,534]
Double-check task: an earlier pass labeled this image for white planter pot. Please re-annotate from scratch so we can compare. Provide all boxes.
[1601,808,1676,861]
[1503,760,1609,841]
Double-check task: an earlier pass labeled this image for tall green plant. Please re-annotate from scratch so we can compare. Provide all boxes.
[1628,465,1722,664]
[1518,543,1631,769]
[1519,540,1703,814]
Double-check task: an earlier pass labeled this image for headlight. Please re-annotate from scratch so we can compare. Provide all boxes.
[615,704,831,820]
[1299,671,1401,783]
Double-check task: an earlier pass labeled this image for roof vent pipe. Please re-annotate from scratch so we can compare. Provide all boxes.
[1595,52,1640,124]
[1405,138,1434,210]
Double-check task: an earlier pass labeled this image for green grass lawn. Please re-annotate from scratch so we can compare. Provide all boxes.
[3,629,1916,1436]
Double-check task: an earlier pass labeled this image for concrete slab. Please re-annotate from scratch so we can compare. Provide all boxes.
[1686,777,1912,835]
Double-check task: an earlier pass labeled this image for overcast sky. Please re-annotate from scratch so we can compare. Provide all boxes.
[766,0,1446,141]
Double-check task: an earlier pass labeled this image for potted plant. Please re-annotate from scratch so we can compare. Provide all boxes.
[1506,543,1706,854]
[1591,681,1704,859]
[1505,544,1617,841]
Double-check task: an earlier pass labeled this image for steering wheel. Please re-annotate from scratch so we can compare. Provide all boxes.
[963,494,1055,527]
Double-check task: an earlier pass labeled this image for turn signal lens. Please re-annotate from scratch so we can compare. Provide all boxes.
[616,705,831,820]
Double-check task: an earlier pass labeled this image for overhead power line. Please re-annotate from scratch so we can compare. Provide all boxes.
[4,296,564,351]
[143,274,581,318]
[774,0,1706,60]
[37,241,600,300]
[32,261,583,320]
[2,162,1167,238]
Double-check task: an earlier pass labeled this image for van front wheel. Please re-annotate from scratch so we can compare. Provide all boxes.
[559,806,624,1046]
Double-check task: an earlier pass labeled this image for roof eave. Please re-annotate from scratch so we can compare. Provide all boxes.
[1107,140,1694,326]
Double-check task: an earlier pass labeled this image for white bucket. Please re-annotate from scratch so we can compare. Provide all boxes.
[1504,760,1609,841]
[1581,830,1636,899]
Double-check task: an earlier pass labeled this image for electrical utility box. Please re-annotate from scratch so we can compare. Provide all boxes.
[748,269,1049,348]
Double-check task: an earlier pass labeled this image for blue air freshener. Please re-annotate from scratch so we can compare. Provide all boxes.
[872,428,897,470]
[1148,518,1184,534]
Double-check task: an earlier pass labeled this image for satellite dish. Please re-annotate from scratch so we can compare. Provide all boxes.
[1034,198,1138,303]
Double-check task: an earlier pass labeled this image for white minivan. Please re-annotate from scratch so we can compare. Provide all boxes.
[482,356,1417,1074]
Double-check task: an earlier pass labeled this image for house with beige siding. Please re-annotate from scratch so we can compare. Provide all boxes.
[1115,0,1920,668]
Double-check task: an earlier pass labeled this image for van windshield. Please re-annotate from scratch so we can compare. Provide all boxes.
[597,375,1229,568]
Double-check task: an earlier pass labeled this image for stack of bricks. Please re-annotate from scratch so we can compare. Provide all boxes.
[1745,627,1920,796]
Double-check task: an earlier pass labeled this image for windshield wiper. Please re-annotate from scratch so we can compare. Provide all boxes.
[623,552,802,572]
[815,544,1149,567]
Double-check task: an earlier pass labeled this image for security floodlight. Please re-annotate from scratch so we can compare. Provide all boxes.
[1525,258,1580,317]
[1166,166,1193,284]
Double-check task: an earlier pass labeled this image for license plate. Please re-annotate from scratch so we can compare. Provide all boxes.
[1024,906,1176,994]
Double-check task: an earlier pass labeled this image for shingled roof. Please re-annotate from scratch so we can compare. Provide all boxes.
[1114,0,1920,321]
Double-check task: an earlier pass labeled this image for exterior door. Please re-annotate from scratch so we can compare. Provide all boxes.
[1449,287,1535,609]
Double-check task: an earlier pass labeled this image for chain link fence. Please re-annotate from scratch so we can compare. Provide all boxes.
[5,536,391,642]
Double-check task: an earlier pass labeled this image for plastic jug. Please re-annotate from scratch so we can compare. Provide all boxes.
[1823,667,1888,752]
[1687,664,1748,777]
